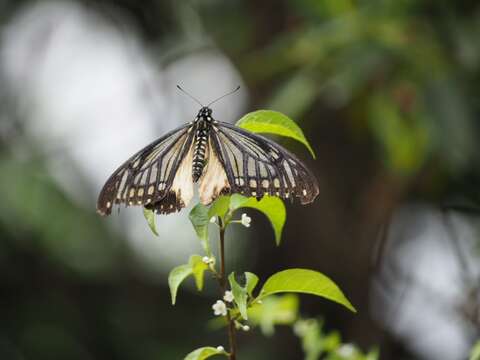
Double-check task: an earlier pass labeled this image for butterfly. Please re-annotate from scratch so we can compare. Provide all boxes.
[97,86,319,216]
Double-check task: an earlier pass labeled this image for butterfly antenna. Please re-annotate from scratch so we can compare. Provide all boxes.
[207,86,241,107]
[176,85,204,107]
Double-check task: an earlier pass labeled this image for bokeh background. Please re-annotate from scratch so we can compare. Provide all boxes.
[1,0,480,359]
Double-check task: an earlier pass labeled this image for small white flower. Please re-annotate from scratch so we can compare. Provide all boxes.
[216,346,225,352]
[241,213,251,228]
[202,256,215,265]
[212,300,227,316]
[242,325,250,332]
[338,344,355,357]
[210,216,217,223]
[223,290,234,303]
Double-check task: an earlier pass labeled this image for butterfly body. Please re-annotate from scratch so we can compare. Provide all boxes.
[192,107,214,182]
[97,107,319,216]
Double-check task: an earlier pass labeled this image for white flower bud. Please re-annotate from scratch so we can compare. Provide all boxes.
[242,325,250,332]
[216,346,225,352]
[223,290,234,303]
[241,213,251,228]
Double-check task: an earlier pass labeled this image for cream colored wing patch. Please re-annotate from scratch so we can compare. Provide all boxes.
[170,144,195,208]
[198,139,230,205]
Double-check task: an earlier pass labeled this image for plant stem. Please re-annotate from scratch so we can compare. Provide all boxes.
[218,220,237,360]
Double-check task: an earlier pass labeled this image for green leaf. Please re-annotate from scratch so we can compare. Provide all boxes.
[184,346,228,360]
[168,264,192,305]
[230,195,286,246]
[258,269,356,312]
[470,341,480,360]
[236,110,316,158]
[245,272,259,296]
[189,255,209,291]
[228,273,249,320]
[168,255,210,305]
[189,204,211,254]
[143,208,158,236]
[208,196,231,220]
[229,194,248,210]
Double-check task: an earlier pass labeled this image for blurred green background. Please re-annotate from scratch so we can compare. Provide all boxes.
[1,0,480,359]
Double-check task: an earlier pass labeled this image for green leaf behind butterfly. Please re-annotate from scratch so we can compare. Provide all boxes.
[236,110,316,158]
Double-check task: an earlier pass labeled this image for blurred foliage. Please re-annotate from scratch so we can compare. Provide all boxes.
[294,318,379,360]
[249,294,300,336]
[199,0,480,184]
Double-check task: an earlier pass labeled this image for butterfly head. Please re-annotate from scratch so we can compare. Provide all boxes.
[197,106,213,120]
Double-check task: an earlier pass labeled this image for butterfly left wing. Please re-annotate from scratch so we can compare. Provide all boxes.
[97,123,195,216]
[198,121,319,205]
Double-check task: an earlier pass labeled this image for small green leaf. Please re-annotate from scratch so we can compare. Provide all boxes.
[236,110,316,158]
[143,208,159,236]
[189,204,211,254]
[168,264,192,305]
[228,273,249,320]
[245,272,259,296]
[190,255,209,291]
[184,346,228,360]
[230,195,286,246]
[168,255,211,304]
[470,340,480,360]
[208,196,231,220]
[258,269,356,312]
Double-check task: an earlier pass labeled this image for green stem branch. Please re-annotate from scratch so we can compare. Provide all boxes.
[218,219,237,360]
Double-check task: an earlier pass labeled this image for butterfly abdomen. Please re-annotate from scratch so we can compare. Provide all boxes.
[192,119,211,182]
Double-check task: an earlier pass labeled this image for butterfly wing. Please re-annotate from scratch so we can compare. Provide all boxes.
[97,123,196,215]
[198,121,319,205]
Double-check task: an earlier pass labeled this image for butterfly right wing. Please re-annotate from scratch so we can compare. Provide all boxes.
[97,123,195,215]
[200,121,319,205]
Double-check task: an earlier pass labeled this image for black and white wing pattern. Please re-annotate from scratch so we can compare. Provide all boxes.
[97,123,195,216]
[198,121,319,205]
